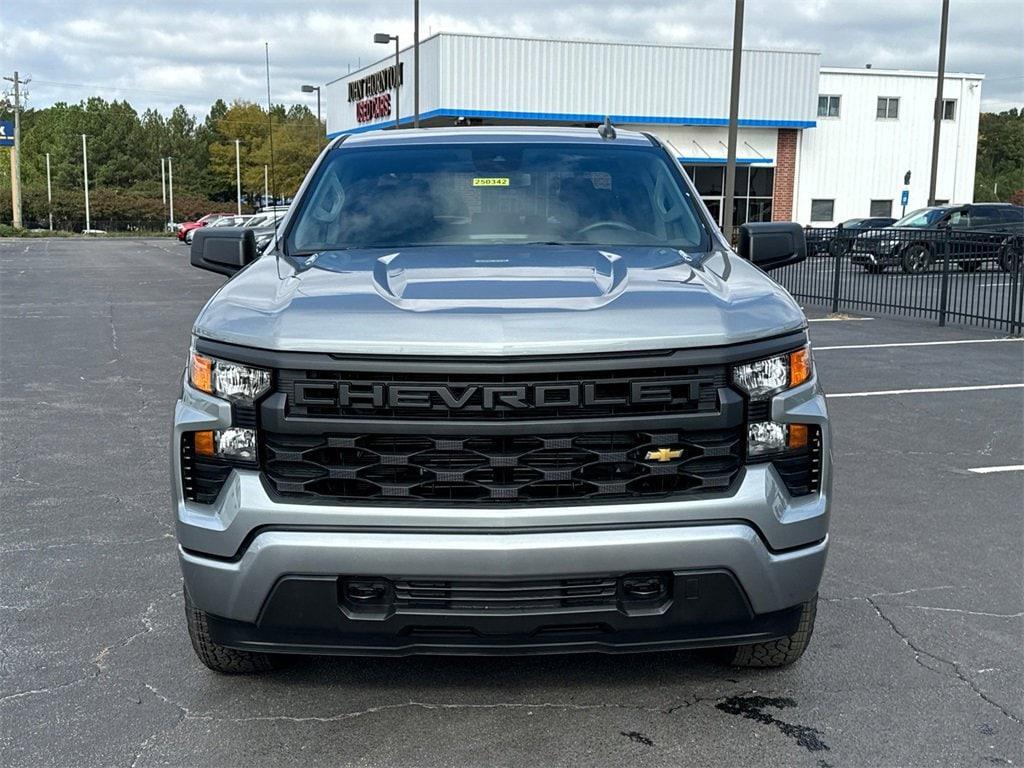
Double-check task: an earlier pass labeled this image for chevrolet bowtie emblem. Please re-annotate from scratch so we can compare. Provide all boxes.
[645,447,684,462]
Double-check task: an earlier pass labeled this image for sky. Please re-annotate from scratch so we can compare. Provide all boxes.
[2,0,1022,120]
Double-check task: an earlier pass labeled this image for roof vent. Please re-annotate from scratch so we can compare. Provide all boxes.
[598,116,617,141]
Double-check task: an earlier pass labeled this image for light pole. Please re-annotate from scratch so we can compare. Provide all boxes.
[81,134,91,233]
[927,0,950,207]
[45,152,53,231]
[414,0,420,127]
[374,32,400,129]
[161,157,166,205]
[722,0,745,239]
[301,84,321,127]
[235,138,242,215]
[167,157,174,226]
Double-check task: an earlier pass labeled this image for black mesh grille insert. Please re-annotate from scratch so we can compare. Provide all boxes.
[393,577,619,611]
[180,433,233,505]
[276,365,727,421]
[262,428,744,505]
[772,426,824,497]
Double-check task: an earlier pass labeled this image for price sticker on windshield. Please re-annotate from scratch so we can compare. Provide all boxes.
[472,177,509,187]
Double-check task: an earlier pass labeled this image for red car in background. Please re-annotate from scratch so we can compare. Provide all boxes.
[177,213,232,242]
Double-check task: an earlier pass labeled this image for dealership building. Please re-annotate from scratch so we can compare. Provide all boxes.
[324,33,983,227]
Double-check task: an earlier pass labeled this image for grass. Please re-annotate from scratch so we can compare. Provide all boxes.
[0,224,174,238]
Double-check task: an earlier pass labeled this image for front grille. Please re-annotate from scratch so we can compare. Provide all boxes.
[276,365,726,421]
[773,426,823,497]
[262,428,744,505]
[393,577,619,611]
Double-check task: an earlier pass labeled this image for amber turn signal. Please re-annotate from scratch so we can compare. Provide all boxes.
[788,423,809,450]
[789,347,811,388]
[190,351,213,394]
[193,430,215,456]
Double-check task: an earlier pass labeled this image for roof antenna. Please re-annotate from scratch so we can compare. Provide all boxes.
[598,116,616,140]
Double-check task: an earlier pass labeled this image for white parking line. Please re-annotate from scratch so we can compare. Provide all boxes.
[807,316,874,323]
[816,338,1024,351]
[828,383,1024,398]
[967,465,1024,474]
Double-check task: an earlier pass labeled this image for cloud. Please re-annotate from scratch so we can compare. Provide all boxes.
[2,0,1021,119]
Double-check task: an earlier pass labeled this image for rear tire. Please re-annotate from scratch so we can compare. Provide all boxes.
[725,596,817,668]
[184,589,278,674]
[998,243,1022,273]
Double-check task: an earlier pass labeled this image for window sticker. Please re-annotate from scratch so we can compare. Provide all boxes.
[472,177,509,187]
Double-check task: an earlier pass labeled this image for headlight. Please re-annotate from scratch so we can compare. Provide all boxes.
[189,344,270,404]
[732,346,812,399]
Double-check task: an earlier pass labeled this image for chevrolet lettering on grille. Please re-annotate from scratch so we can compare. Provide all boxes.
[292,379,702,412]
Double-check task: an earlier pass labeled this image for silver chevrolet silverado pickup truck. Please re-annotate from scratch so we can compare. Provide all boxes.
[174,126,830,673]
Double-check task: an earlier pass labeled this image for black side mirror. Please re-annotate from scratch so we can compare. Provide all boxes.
[191,227,258,276]
[737,222,807,271]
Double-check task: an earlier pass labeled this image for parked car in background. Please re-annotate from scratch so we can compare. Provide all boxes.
[806,217,896,257]
[850,203,1024,273]
[208,215,253,228]
[177,213,232,243]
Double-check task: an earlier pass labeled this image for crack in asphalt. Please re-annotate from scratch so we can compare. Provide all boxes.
[138,682,707,724]
[863,597,1023,727]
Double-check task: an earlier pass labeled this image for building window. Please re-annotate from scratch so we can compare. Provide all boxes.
[683,164,774,226]
[942,99,956,120]
[876,97,899,120]
[810,199,835,222]
[870,199,892,218]
[817,95,841,118]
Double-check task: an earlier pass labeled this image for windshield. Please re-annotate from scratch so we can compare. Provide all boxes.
[287,142,710,254]
[892,208,946,228]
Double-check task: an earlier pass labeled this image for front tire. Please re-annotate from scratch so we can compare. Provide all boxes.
[901,244,931,274]
[725,596,817,668]
[184,589,278,674]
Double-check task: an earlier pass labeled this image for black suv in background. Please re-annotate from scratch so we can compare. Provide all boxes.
[806,217,896,256]
[850,203,1024,273]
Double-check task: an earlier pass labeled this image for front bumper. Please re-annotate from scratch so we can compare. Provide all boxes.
[173,371,830,655]
[181,527,826,655]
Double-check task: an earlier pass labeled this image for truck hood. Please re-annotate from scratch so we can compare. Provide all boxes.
[193,245,805,356]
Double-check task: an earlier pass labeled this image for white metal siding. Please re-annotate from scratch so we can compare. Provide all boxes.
[796,69,983,224]
[437,34,818,125]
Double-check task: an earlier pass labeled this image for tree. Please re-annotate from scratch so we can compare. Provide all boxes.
[975,109,1024,203]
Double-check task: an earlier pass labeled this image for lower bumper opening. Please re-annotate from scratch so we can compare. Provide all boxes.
[205,569,804,656]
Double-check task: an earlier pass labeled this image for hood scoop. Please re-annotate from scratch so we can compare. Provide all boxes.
[371,248,629,311]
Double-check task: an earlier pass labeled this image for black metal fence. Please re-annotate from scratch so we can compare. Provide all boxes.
[773,227,1024,334]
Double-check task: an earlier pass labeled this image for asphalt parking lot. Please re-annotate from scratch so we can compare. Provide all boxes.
[2,237,1022,768]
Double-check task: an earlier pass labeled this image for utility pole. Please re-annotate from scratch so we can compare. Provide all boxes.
[235,138,242,215]
[721,0,745,239]
[45,152,52,231]
[414,0,420,127]
[3,71,27,229]
[927,0,950,207]
[167,157,174,226]
[264,165,269,207]
[160,157,166,205]
[81,134,91,232]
